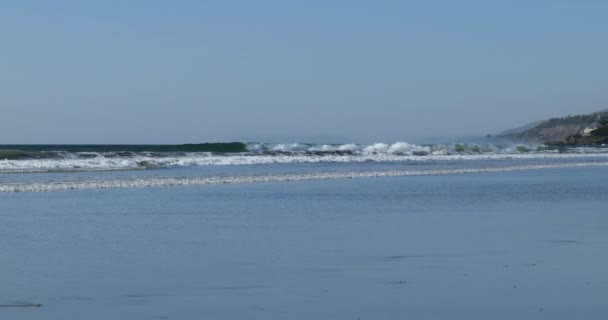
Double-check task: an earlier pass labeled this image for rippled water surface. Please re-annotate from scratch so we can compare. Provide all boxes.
[1,158,607,319]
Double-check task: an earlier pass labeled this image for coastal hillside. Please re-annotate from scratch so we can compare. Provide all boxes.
[498,110,608,145]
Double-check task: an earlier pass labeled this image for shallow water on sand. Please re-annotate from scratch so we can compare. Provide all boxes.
[1,165,608,319]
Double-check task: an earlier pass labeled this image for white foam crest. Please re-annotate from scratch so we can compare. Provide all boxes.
[363,143,390,154]
[308,144,338,152]
[269,143,307,152]
[247,142,554,155]
[2,162,607,193]
[337,144,359,151]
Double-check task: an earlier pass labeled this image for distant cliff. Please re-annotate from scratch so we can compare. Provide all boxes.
[498,110,608,145]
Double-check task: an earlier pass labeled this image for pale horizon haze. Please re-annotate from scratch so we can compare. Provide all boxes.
[1,1,607,144]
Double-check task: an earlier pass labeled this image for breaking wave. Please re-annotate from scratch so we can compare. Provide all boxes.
[1,142,608,173]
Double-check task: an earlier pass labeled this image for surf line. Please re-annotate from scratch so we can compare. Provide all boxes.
[1,162,608,193]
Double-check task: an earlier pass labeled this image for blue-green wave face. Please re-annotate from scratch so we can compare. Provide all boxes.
[0,143,248,155]
[0,149,30,159]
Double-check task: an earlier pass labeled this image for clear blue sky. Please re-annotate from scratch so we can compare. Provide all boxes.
[1,0,607,144]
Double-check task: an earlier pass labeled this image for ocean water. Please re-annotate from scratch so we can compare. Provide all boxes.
[1,143,608,319]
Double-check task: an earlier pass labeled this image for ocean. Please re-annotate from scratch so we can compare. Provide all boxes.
[1,142,608,319]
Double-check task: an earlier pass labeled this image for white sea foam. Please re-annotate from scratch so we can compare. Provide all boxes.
[2,151,608,173]
[2,162,607,192]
